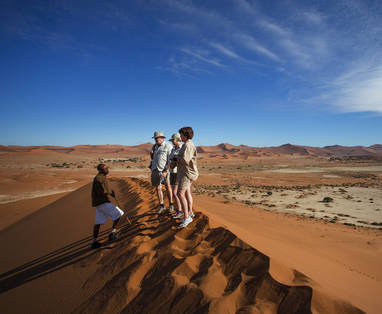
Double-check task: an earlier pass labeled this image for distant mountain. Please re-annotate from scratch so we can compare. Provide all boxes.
[1,143,381,157]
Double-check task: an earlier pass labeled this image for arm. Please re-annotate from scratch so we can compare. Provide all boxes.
[96,176,113,198]
[161,145,172,176]
[150,144,156,160]
[178,142,193,166]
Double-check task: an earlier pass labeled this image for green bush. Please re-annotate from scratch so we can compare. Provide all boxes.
[322,197,333,203]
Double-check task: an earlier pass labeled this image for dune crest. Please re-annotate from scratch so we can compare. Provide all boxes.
[0,178,366,313]
[73,178,312,314]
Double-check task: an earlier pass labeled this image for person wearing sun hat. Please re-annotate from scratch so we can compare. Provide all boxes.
[168,133,183,218]
[150,131,173,214]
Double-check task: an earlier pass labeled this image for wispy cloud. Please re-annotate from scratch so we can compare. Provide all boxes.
[319,63,382,114]
[209,42,260,66]
[180,47,226,68]
[163,0,282,66]
[236,34,281,62]
[163,0,234,32]
[210,42,241,60]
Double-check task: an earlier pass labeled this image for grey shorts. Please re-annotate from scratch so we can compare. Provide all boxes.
[170,173,178,186]
[151,169,170,187]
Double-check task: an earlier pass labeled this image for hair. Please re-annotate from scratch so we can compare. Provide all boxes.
[97,163,106,171]
[179,126,194,140]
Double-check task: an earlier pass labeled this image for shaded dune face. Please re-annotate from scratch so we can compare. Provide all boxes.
[73,178,313,314]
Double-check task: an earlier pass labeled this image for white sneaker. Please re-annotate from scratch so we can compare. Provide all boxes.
[169,204,175,213]
[190,212,195,218]
[179,217,193,228]
[172,211,184,219]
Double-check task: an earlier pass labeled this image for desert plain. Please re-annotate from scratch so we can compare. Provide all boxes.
[0,143,381,313]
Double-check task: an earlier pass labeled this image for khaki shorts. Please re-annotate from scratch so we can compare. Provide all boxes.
[177,174,192,190]
[151,169,170,187]
[170,173,178,186]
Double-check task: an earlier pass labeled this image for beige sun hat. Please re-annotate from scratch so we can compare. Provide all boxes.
[169,133,181,143]
[152,131,165,138]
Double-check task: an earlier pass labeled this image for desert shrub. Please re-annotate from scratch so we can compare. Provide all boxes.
[51,163,64,168]
[371,222,382,226]
[322,197,333,203]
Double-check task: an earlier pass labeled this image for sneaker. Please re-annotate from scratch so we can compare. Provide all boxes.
[172,211,184,219]
[91,240,102,249]
[169,204,175,213]
[179,217,193,228]
[108,232,119,241]
[190,212,195,218]
[157,204,166,214]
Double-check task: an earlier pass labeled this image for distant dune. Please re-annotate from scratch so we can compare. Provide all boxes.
[1,143,381,158]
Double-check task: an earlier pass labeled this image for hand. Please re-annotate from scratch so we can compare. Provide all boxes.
[161,171,167,178]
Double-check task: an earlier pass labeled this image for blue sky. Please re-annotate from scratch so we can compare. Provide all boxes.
[1,0,381,147]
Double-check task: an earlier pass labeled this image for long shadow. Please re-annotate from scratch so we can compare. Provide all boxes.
[0,177,159,295]
[0,221,136,294]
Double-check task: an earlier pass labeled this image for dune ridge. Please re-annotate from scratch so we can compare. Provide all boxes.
[72,177,313,314]
[0,178,366,313]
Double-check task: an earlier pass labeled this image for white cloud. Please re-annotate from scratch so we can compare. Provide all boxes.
[210,42,241,59]
[161,0,382,115]
[331,64,382,113]
[180,47,226,68]
[209,42,260,66]
[258,19,289,37]
[236,34,281,62]
[279,38,311,67]
[163,0,233,32]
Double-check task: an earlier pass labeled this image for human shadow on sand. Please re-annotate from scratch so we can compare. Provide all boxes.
[0,217,145,294]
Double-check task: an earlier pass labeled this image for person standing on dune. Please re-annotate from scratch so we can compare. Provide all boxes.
[177,126,198,228]
[150,131,174,214]
[168,133,183,219]
[91,163,124,249]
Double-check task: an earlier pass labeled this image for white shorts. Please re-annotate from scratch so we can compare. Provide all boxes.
[95,202,124,225]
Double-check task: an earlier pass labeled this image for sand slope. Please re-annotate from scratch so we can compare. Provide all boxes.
[0,178,318,314]
[194,195,380,314]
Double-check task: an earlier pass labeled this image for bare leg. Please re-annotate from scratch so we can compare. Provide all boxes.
[178,189,189,219]
[165,181,173,205]
[93,224,101,241]
[185,185,193,214]
[172,184,182,212]
[156,185,164,205]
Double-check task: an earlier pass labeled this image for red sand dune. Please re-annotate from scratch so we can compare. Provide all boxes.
[0,178,371,313]
[1,143,381,157]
